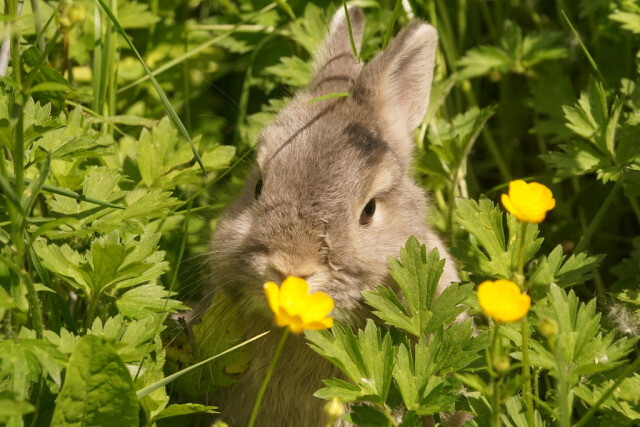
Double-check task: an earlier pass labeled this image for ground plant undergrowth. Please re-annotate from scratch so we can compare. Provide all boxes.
[1,0,639,425]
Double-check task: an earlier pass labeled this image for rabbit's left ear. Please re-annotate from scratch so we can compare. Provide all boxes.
[309,6,364,94]
[353,22,438,158]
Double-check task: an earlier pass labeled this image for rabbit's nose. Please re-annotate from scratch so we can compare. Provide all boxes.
[268,260,318,283]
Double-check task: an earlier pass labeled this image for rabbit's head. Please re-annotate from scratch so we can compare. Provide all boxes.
[211,7,450,323]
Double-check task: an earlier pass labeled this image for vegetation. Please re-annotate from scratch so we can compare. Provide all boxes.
[1,0,639,425]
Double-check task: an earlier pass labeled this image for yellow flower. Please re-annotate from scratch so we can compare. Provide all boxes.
[263,277,334,333]
[501,180,555,223]
[477,279,531,323]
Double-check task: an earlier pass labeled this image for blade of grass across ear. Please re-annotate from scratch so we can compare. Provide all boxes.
[307,91,350,105]
[342,0,358,59]
[117,2,278,93]
[94,0,207,177]
[136,331,269,399]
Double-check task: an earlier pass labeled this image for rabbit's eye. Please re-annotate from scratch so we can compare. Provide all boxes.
[359,199,376,225]
[254,179,263,199]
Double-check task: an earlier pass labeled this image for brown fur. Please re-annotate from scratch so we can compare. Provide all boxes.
[209,7,458,426]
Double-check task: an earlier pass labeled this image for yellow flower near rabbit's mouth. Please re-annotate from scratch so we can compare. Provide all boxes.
[263,277,334,333]
[501,180,555,223]
[478,279,531,323]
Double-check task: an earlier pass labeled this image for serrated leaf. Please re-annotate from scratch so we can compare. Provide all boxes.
[520,285,637,383]
[307,320,394,404]
[452,197,542,279]
[458,46,512,79]
[51,335,139,426]
[116,283,187,319]
[263,56,312,87]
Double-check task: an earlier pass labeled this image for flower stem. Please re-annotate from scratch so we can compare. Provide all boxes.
[490,322,502,427]
[516,220,535,426]
[573,356,640,427]
[521,317,534,426]
[248,328,290,427]
[516,221,527,282]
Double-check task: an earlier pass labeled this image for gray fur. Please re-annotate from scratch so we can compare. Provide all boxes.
[209,6,458,426]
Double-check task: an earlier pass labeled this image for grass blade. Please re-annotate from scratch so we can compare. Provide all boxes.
[136,331,269,399]
[561,10,606,86]
[342,0,359,59]
[93,0,207,177]
[8,175,126,210]
[306,91,350,104]
[382,0,403,49]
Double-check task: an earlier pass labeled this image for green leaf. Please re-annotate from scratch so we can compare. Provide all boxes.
[345,405,392,426]
[610,2,640,34]
[0,392,35,423]
[529,245,604,300]
[116,283,187,319]
[458,46,512,79]
[29,82,71,93]
[51,335,139,426]
[288,3,328,54]
[34,228,168,299]
[307,320,394,404]
[264,56,312,87]
[152,403,218,421]
[452,197,542,279]
[522,285,638,384]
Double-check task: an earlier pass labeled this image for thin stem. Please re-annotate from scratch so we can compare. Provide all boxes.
[627,194,640,223]
[248,328,290,427]
[573,356,640,427]
[516,221,527,283]
[574,180,622,254]
[490,322,502,427]
[515,220,535,425]
[521,318,534,426]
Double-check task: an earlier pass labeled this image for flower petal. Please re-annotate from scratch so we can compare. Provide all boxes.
[263,282,280,315]
[279,276,309,316]
[304,317,334,330]
[501,194,518,217]
[478,279,530,323]
[301,292,334,324]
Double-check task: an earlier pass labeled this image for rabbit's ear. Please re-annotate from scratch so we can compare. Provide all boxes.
[353,22,437,158]
[309,6,364,94]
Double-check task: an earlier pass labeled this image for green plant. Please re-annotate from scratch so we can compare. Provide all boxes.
[1,0,639,425]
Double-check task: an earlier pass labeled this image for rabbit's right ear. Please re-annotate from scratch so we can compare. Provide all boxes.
[309,6,364,94]
[353,22,438,161]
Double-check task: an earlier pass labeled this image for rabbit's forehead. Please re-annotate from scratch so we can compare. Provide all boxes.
[256,118,399,194]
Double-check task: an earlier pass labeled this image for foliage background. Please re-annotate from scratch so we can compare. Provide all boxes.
[1,0,640,425]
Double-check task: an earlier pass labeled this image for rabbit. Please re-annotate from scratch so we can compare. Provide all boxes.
[208,6,461,426]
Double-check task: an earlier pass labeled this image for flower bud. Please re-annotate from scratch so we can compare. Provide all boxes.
[68,4,87,24]
[537,317,559,338]
[493,356,510,374]
[324,397,344,419]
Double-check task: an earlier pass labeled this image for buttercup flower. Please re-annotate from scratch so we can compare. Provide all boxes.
[478,279,531,323]
[263,276,334,333]
[501,180,555,223]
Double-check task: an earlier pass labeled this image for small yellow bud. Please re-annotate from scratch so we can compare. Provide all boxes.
[537,317,559,338]
[493,356,511,374]
[324,397,344,419]
[68,4,87,24]
[59,16,72,28]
